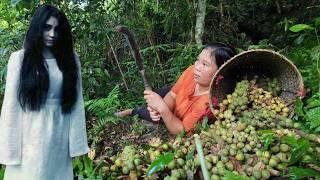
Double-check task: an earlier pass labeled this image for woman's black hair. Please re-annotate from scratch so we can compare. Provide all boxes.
[204,42,236,68]
[19,4,78,113]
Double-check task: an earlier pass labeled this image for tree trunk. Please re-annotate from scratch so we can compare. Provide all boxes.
[106,35,129,91]
[219,0,224,18]
[195,0,206,45]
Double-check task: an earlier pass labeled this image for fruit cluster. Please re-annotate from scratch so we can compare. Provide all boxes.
[266,78,281,96]
[99,79,320,179]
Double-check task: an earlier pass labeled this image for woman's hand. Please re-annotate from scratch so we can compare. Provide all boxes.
[147,106,161,121]
[144,90,167,113]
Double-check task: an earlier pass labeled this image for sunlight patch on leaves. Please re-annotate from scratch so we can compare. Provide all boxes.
[289,24,314,32]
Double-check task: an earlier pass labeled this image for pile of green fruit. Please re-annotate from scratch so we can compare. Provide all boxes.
[99,78,320,179]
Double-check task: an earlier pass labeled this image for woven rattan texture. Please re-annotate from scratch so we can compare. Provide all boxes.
[209,49,304,115]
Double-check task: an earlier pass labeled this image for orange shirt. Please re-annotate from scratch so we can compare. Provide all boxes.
[171,65,209,132]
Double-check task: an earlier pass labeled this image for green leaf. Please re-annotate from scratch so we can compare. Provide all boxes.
[306,107,320,130]
[315,17,320,27]
[257,129,273,134]
[263,133,274,150]
[306,151,320,165]
[294,34,306,45]
[289,24,314,32]
[202,116,209,130]
[281,135,297,145]
[72,157,83,171]
[89,159,104,178]
[295,98,305,117]
[288,166,320,179]
[146,153,174,176]
[0,167,5,180]
[222,170,249,180]
[82,155,97,177]
[306,98,320,109]
[0,48,9,58]
[186,147,195,161]
[11,0,35,7]
[309,93,320,100]
[84,85,121,121]
[283,17,289,31]
[10,0,22,6]
[0,19,9,29]
[175,129,186,141]
[290,138,310,164]
[315,126,320,133]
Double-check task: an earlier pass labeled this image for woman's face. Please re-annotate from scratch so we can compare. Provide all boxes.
[193,48,218,87]
[43,16,59,47]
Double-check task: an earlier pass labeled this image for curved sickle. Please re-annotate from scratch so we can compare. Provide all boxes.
[115,25,152,90]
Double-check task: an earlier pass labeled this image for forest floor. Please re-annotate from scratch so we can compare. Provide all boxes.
[89,117,172,158]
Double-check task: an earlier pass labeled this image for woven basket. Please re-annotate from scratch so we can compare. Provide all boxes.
[209,49,304,117]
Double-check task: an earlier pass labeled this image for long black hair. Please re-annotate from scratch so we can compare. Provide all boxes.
[19,4,78,113]
[204,42,236,68]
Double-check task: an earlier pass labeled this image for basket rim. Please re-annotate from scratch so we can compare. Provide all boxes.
[208,49,304,111]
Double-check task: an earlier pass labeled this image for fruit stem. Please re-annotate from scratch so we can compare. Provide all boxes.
[195,137,210,180]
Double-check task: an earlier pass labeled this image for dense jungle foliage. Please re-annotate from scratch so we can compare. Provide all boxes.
[0,0,319,179]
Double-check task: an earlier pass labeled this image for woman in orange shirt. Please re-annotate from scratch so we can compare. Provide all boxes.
[116,43,236,135]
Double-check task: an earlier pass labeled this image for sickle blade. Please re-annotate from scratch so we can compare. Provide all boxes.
[116,25,152,90]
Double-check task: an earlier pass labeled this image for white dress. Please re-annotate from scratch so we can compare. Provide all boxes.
[0,50,90,180]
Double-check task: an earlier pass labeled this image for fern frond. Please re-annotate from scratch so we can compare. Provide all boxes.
[306,107,320,131]
[85,85,121,120]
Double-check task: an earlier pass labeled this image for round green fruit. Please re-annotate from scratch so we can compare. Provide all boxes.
[280,144,290,152]
[122,166,130,174]
[221,156,229,163]
[261,169,270,179]
[262,151,271,159]
[225,162,234,171]
[127,162,135,171]
[177,158,185,166]
[268,158,278,167]
[235,153,244,161]
[170,176,178,180]
[217,167,225,175]
[110,165,118,171]
[229,148,237,156]
[216,161,224,169]
[302,154,312,162]
[252,171,262,179]
[256,150,262,157]
[134,159,141,166]
[211,155,219,164]
[245,166,253,175]
[276,163,286,170]
[167,160,176,169]
[211,167,218,174]
[162,143,169,150]
[211,174,220,180]
[222,149,229,156]
[260,157,269,164]
[206,161,212,170]
[271,145,280,153]
[115,159,122,167]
